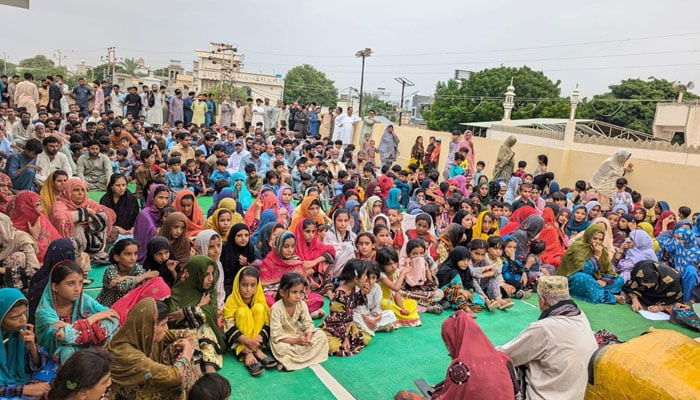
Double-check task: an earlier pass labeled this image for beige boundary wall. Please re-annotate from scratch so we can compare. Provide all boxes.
[351,123,700,212]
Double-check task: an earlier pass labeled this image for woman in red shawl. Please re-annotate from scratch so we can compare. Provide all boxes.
[244,187,278,231]
[294,218,336,297]
[173,189,204,238]
[538,207,567,268]
[653,210,676,237]
[500,206,537,236]
[260,230,324,315]
[396,310,515,400]
[49,177,116,258]
[365,181,389,214]
[10,190,61,263]
[377,175,393,199]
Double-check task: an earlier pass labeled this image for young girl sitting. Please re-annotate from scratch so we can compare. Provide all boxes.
[486,236,516,307]
[501,238,532,299]
[523,240,551,288]
[96,239,160,307]
[320,259,372,356]
[270,272,329,371]
[436,244,487,318]
[404,213,438,261]
[222,267,275,377]
[353,263,397,335]
[373,224,394,250]
[355,232,377,261]
[467,239,512,311]
[0,288,51,399]
[375,248,422,327]
[398,238,443,314]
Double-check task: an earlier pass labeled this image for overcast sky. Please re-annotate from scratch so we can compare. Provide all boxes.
[3,0,700,101]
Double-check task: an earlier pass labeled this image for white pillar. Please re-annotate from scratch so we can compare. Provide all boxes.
[502,78,515,125]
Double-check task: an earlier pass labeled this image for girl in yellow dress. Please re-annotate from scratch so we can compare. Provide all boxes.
[376,248,421,327]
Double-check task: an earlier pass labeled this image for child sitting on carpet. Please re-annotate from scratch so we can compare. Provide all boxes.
[353,263,398,335]
[320,260,372,356]
[501,238,531,299]
[96,239,159,307]
[404,213,438,262]
[376,248,422,327]
[398,238,443,314]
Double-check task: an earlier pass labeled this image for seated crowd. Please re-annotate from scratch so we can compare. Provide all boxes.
[0,73,699,400]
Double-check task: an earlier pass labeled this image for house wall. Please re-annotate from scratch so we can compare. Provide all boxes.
[352,123,700,211]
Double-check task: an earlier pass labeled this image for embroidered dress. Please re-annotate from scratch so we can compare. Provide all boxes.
[567,258,624,304]
[320,289,371,356]
[270,300,329,370]
[96,264,147,307]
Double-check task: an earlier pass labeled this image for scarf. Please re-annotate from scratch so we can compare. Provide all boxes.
[39,171,60,215]
[244,189,278,230]
[653,210,676,237]
[500,206,536,236]
[170,255,226,349]
[160,212,191,266]
[221,223,256,287]
[638,222,660,252]
[453,175,469,197]
[49,177,116,238]
[432,310,515,399]
[142,236,177,286]
[276,185,295,217]
[566,205,591,237]
[623,261,682,305]
[573,217,616,260]
[260,231,304,285]
[221,267,269,355]
[471,210,500,241]
[27,238,76,318]
[231,172,253,211]
[194,229,225,308]
[387,188,401,210]
[99,181,140,230]
[589,150,631,198]
[205,198,244,238]
[134,184,166,264]
[294,217,335,261]
[359,195,382,232]
[439,223,465,253]
[624,230,658,265]
[492,135,516,180]
[436,246,474,289]
[538,208,566,267]
[174,190,204,238]
[11,190,61,263]
[538,299,582,320]
[207,188,234,218]
[558,224,614,279]
[290,195,324,232]
[504,176,520,205]
[0,288,30,386]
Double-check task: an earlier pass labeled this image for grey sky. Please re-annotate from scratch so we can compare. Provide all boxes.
[3,0,700,101]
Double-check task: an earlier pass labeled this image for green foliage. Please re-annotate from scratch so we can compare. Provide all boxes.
[15,54,73,86]
[86,63,126,82]
[577,78,699,133]
[423,66,569,131]
[153,67,169,77]
[283,65,338,107]
[118,58,143,77]
[361,92,394,117]
[207,83,249,103]
[19,55,54,69]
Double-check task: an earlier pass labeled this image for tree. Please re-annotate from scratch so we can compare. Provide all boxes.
[153,67,169,77]
[208,83,249,103]
[118,57,141,77]
[360,93,394,117]
[18,55,54,69]
[87,63,126,82]
[423,66,569,132]
[577,78,699,133]
[15,54,71,85]
[283,64,338,107]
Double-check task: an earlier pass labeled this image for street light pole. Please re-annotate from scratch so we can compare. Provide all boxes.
[355,48,372,116]
[394,77,414,126]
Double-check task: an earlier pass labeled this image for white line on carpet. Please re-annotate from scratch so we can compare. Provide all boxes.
[521,300,538,309]
[310,364,356,400]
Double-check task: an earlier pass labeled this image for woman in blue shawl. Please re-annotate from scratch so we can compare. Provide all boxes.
[35,261,119,365]
[0,288,51,398]
[231,172,252,211]
[661,226,700,302]
[566,204,591,238]
[387,187,402,210]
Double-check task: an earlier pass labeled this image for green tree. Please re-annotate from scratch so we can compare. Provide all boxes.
[153,67,169,77]
[208,83,249,103]
[283,64,338,107]
[423,66,569,131]
[19,55,54,69]
[118,57,142,77]
[360,93,394,117]
[15,54,71,85]
[86,63,126,81]
[577,78,699,133]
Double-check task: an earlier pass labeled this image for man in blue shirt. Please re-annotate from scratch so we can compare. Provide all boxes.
[239,144,265,177]
[258,143,275,176]
[6,138,42,191]
[70,78,93,116]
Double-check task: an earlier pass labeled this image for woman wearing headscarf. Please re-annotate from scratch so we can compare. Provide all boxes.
[358,195,383,233]
[589,149,632,210]
[624,261,683,314]
[499,206,536,236]
[458,129,476,182]
[221,223,256,296]
[173,189,204,238]
[539,208,566,268]
[376,125,399,168]
[503,176,520,205]
[260,231,324,314]
[408,189,427,214]
[638,222,660,252]
[142,236,178,287]
[250,210,277,250]
[492,135,516,181]
[453,175,469,197]
[10,191,60,264]
[106,298,200,400]
[49,177,115,260]
[231,171,253,211]
[409,136,424,169]
[660,226,700,302]
[205,198,243,237]
[194,230,225,309]
[26,238,77,320]
[160,212,192,266]
[294,219,336,297]
[565,205,590,238]
[0,212,39,293]
[452,210,474,248]
[207,188,239,217]
[475,182,491,210]
[572,217,617,262]
[387,188,402,210]
[134,184,170,264]
[99,174,140,236]
[409,310,516,400]
[276,185,294,224]
[509,215,547,276]
[39,170,69,215]
[437,223,466,265]
[471,211,500,241]
[0,173,14,215]
[613,230,658,282]
[557,224,625,304]
[653,210,676,237]
[244,188,278,232]
[168,255,226,372]
[290,196,327,232]
[436,246,485,317]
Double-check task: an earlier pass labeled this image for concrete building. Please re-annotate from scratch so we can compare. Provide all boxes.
[652,102,700,147]
[410,94,433,125]
[192,42,284,101]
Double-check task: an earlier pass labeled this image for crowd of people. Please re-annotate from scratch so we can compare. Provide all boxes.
[0,71,698,400]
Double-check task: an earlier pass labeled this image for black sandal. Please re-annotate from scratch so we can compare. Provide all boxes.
[260,355,278,369]
[247,361,264,376]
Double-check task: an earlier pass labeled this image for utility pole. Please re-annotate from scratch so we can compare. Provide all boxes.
[53,49,66,68]
[355,48,372,116]
[1,52,7,75]
[394,77,414,126]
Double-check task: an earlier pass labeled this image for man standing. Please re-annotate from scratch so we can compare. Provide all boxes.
[123,86,142,121]
[183,91,195,126]
[146,84,164,128]
[110,84,123,118]
[277,101,289,131]
[93,80,105,113]
[15,73,40,118]
[243,98,253,131]
[498,276,597,400]
[233,99,245,130]
[38,78,50,109]
[7,75,20,108]
[36,136,73,185]
[362,109,378,137]
[169,89,184,126]
[56,75,70,115]
[252,98,265,130]
[70,78,93,116]
[6,138,42,191]
[263,98,274,131]
[77,140,112,190]
[320,106,334,137]
[46,76,63,114]
[334,106,360,143]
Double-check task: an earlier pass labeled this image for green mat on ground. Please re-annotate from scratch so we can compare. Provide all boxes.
[82,188,700,399]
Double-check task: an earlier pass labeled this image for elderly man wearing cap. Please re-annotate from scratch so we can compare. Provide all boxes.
[226,139,249,174]
[498,276,597,400]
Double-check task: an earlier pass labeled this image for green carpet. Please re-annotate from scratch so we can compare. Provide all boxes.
[82,188,700,399]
